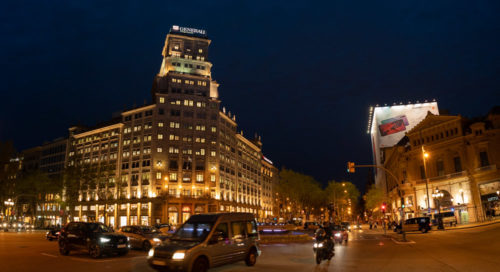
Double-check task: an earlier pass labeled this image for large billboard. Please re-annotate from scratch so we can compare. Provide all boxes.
[369,102,439,188]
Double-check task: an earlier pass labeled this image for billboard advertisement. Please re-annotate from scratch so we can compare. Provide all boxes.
[369,102,439,188]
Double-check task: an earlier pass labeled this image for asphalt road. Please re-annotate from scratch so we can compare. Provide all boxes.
[1,224,499,272]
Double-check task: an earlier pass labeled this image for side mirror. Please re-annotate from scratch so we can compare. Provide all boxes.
[209,231,223,244]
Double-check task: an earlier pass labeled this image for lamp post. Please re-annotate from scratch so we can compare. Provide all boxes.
[432,189,444,230]
[422,146,431,216]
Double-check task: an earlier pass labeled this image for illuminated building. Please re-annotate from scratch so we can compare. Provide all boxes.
[383,107,500,223]
[65,26,277,227]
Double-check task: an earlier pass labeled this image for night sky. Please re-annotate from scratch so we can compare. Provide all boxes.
[2,1,499,192]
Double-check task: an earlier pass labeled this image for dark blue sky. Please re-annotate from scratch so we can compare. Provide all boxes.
[1,1,499,191]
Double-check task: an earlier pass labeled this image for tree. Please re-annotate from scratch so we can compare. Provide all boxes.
[15,170,62,224]
[325,180,360,222]
[277,168,325,220]
[364,185,387,213]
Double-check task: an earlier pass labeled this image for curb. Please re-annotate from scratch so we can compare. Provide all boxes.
[442,220,500,231]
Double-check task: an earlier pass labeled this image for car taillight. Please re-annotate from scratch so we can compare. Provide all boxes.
[428,222,432,226]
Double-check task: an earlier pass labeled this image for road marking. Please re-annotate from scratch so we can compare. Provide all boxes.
[41,253,58,258]
[69,257,114,263]
[391,237,416,244]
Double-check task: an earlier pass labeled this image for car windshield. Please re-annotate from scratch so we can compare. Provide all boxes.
[88,223,112,233]
[140,226,160,234]
[171,222,212,241]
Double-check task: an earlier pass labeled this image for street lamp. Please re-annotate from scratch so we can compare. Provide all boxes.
[422,146,431,215]
[432,189,444,230]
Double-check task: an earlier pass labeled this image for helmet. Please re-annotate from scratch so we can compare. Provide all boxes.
[315,228,325,237]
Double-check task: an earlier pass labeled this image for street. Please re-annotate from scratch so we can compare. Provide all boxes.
[1,223,499,272]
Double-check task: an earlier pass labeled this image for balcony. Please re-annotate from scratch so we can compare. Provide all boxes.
[475,164,497,173]
[415,170,468,184]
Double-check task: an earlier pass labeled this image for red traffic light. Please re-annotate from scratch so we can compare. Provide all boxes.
[381,204,386,211]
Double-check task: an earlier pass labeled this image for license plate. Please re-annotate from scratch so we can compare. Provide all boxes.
[152,260,166,266]
[117,244,126,248]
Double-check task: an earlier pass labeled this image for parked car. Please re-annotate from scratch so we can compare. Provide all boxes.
[332,225,348,244]
[155,223,172,234]
[46,228,61,241]
[397,217,432,233]
[58,222,130,258]
[148,212,260,272]
[117,225,168,250]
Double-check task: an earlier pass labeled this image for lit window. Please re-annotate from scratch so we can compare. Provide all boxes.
[211,151,216,157]
[196,174,204,182]
[158,122,163,127]
[158,134,163,140]
[156,172,162,179]
[210,175,216,182]
[159,97,165,103]
[157,147,162,153]
[198,49,203,53]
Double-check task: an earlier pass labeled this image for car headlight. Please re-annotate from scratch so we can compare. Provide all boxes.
[172,251,185,260]
[100,237,111,243]
[148,248,154,258]
[153,238,161,243]
[335,233,341,237]
[46,231,50,235]
[127,237,130,241]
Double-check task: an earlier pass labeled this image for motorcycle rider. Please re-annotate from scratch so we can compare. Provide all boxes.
[320,221,335,255]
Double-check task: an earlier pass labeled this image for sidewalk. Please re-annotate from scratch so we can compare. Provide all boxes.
[437,218,500,231]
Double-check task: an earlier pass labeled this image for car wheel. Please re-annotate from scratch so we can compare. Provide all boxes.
[192,257,208,272]
[89,242,102,258]
[142,240,152,251]
[245,248,257,266]
[59,240,70,255]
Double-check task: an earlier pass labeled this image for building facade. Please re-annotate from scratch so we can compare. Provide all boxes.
[64,26,277,227]
[383,108,500,223]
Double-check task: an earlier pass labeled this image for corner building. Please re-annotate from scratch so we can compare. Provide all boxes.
[67,26,276,227]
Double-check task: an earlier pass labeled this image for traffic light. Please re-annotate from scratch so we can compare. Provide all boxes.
[381,203,386,213]
[347,162,355,173]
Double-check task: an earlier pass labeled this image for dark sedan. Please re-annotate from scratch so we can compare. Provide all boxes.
[59,222,130,258]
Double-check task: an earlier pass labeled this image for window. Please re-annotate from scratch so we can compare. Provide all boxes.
[159,97,165,103]
[170,173,178,181]
[157,147,163,153]
[158,134,163,140]
[436,160,444,176]
[158,122,164,127]
[214,223,229,239]
[420,165,426,179]
[210,174,216,182]
[156,172,162,179]
[480,151,489,167]
[231,221,246,239]
[453,156,462,172]
[210,151,216,157]
[246,221,258,237]
[196,174,203,182]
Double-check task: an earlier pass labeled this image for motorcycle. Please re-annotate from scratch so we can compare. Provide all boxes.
[313,229,334,264]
